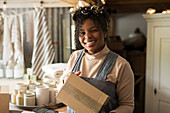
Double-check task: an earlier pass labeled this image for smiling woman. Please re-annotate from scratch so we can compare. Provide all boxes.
[61,5,134,113]
[73,6,109,50]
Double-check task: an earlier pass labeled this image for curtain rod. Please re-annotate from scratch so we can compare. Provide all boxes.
[0,1,73,8]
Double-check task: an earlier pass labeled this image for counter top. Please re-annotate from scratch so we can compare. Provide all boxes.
[9,106,67,113]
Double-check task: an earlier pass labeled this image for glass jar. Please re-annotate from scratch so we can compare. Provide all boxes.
[15,83,27,93]
[11,89,18,104]
[16,90,24,105]
[49,87,58,104]
[24,93,35,106]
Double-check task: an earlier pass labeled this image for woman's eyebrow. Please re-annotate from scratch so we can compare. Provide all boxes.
[89,26,97,30]
[79,25,98,31]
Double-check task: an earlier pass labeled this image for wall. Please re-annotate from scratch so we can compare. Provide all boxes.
[111,13,147,41]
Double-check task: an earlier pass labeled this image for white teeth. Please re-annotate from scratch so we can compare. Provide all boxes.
[86,41,95,44]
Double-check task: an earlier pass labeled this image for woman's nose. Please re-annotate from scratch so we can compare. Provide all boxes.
[84,32,92,39]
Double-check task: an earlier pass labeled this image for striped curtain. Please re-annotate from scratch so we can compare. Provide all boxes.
[32,8,55,79]
[0,7,70,69]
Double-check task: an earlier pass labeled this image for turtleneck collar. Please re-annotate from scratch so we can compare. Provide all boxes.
[84,45,110,59]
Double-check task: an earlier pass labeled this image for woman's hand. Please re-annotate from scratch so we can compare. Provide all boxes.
[62,71,81,84]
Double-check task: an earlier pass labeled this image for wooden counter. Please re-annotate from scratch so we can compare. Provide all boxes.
[10,105,67,113]
[1,79,67,112]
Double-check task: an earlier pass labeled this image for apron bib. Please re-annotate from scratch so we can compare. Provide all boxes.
[67,50,118,113]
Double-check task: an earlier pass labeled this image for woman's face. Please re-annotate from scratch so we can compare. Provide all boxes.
[79,18,106,54]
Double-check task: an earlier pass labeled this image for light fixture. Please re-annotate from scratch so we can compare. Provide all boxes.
[167,10,170,13]
[3,1,7,11]
[101,0,105,5]
[162,9,170,14]
[162,10,166,14]
[69,7,74,13]
[146,8,156,14]
[77,0,84,9]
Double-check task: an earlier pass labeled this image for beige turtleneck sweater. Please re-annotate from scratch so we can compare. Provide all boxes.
[62,45,134,113]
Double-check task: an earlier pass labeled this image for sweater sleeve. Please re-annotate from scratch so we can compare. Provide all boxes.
[110,62,134,113]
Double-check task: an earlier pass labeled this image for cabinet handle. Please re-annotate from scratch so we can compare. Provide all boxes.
[154,88,157,95]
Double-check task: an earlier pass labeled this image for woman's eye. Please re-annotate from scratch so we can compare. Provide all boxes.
[91,29,98,32]
[79,32,85,37]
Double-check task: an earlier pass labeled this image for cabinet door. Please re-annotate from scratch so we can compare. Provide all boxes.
[153,27,170,113]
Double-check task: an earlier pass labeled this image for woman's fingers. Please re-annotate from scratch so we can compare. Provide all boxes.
[63,75,69,84]
[74,71,81,76]
[62,72,71,84]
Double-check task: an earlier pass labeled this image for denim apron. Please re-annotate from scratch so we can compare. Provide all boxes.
[67,50,118,113]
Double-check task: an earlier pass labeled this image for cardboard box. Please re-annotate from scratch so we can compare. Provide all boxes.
[56,74,110,113]
[0,93,9,113]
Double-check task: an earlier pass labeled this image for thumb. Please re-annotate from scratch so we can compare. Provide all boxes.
[74,71,81,76]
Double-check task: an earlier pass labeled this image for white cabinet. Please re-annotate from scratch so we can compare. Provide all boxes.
[143,13,170,113]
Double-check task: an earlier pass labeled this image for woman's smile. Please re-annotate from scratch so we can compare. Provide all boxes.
[84,40,96,47]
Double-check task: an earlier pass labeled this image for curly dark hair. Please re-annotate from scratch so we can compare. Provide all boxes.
[73,6,109,50]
